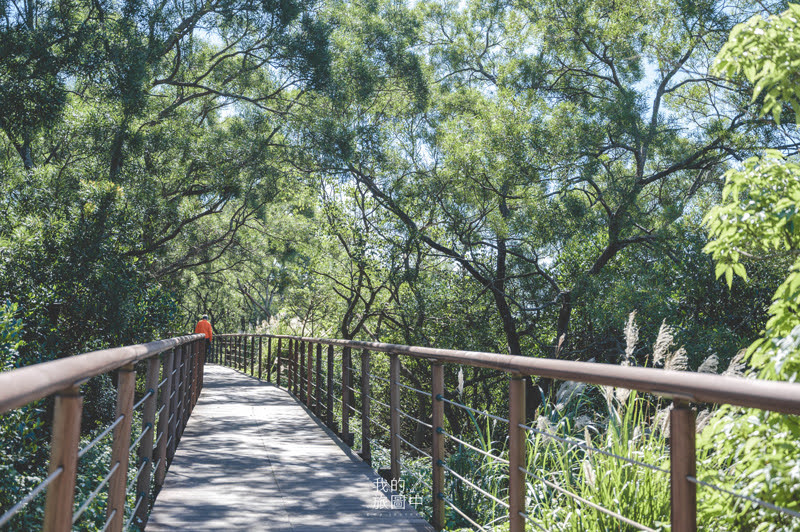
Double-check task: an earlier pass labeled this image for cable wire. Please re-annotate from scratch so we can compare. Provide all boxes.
[0,467,63,527]
[440,396,509,424]
[441,494,488,531]
[72,463,120,524]
[687,476,800,520]
[440,462,509,508]
[439,430,509,465]
[78,415,124,459]
[519,466,656,531]
[518,422,669,474]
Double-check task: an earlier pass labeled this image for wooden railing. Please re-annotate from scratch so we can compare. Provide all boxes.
[212,333,800,532]
[0,334,206,531]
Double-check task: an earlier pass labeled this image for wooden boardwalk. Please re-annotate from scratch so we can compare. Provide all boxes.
[147,365,434,531]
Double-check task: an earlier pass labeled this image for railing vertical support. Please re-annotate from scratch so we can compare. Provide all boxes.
[509,376,526,532]
[168,345,181,459]
[267,337,272,383]
[189,340,198,409]
[299,341,306,399]
[390,354,401,482]
[288,339,295,393]
[306,343,314,409]
[181,343,190,435]
[296,340,302,397]
[431,362,445,531]
[251,335,256,376]
[315,343,322,416]
[134,356,161,527]
[276,338,282,387]
[106,363,136,532]
[258,336,263,380]
[326,345,334,428]
[156,350,174,487]
[43,386,82,532]
[361,349,371,465]
[342,346,351,443]
[307,342,313,408]
[671,400,696,532]
[240,335,245,372]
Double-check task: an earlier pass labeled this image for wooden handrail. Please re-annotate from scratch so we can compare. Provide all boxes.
[0,333,206,532]
[217,333,800,416]
[0,334,204,415]
[214,332,800,532]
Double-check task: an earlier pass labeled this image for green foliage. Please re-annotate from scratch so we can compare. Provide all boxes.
[714,4,800,125]
[524,391,670,531]
[699,5,800,530]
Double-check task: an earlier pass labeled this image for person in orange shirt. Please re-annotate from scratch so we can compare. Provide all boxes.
[194,314,213,351]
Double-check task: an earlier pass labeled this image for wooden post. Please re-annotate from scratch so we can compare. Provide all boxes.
[181,344,190,435]
[342,346,351,441]
[250,335,255,376]
[508,376,526,532]
[155,350,173,487]
[315,343,322,417]
[168,346,180,459]
[258,336,263,380]
[43,386,82,532]
[297,341,304,398]
[306,342,313,408]
[431,363,445,531]
[361,349,371,465]
[239,335,244,371]
[135,357,161,526]
[288,339,294,392]
[189,340,198,409]
[287,338,297,393]
[296,340,302,397]
[326,345,334,428]
[267,337,272,382]
[199,337,206,396]
[106,364,136,532]
[671,400,696,532]
[276,338,282,388]
[390,354,401,482]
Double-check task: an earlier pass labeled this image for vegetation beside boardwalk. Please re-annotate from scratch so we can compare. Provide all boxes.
[2,0,800,529]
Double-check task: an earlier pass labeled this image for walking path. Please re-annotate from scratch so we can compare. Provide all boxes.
[147,364,433,531]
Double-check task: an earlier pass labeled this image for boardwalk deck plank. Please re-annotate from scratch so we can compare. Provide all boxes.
[147,365,434,531]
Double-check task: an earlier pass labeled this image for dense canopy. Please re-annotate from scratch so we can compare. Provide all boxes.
[2,0,800,529]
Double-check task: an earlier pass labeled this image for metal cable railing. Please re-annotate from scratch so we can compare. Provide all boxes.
[0,467,63,527]
[440,395,510,425]
[519,465,657,531]
[687,475,800,519]
[518,422,670,474]
[0,334,206,530]
[213,333,800,532]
